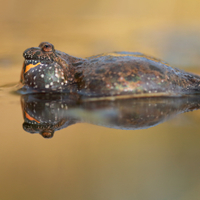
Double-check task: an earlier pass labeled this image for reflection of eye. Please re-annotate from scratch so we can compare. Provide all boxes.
[42,44,52,52]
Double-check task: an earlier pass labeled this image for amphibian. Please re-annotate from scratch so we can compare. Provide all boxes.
[20,42,200,98]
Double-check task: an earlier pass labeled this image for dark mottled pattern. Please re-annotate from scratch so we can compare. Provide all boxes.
[20,42,200,97]
[21,94,200,138]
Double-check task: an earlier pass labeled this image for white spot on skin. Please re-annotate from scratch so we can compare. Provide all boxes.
[45,84,49,88]
[41,74,44,78]
[50,82,53,86]
[33,76,36,79]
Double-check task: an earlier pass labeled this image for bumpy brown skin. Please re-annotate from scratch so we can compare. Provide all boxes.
[21,42,200,98]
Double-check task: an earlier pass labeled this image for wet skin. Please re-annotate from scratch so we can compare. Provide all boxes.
[20,42,200,98]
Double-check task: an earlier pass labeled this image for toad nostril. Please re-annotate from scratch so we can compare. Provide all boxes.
[23,50,28,58]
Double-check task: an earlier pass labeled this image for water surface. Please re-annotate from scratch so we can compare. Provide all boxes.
[1,73,200,200]
[1,0,200,199]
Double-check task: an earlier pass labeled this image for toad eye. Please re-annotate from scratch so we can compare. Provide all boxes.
[39,42,55,52]
[42,44,53,52]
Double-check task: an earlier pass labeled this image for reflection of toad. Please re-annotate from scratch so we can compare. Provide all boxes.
[21,94,78,138]
[20,42,200,98]
[20,94,200,139]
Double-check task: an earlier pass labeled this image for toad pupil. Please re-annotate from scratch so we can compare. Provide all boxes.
[20,42,200,98]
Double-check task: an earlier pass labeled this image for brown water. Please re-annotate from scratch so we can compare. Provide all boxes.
[1,0,200,199]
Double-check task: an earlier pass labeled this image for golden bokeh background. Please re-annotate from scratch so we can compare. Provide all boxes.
[1,0,200,199]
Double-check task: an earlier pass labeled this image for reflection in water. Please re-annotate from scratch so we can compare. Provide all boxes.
[21,94,200,138]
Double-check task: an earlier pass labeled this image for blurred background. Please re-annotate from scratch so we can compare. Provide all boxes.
[1,0,200,199]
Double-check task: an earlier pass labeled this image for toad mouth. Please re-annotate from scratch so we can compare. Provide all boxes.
[24,60,41,73]
[23,59,52,73]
